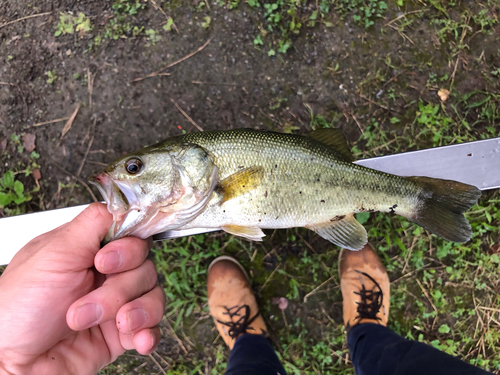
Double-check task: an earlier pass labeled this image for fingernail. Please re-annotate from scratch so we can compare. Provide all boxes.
[148,331,155,351]
[101,251,122,272]
[74,303,102,329]
[127,308,147,332]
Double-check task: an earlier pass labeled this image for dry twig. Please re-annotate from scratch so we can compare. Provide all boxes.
[401,236,418,274]
[258,109,281,126]
[384,10,427,26]
[47,156,98,202]
[170,98,204,131]
[416,278,439,330]
[260,263,281,291]
[132,39,211,82]
[149,0,179,33]
[76,135,94,177]
[0,12,51,30]
[191,81,239,86]
[87,68,94,109]
[450,56,460,90]
[148,353,168,375]
[303,274,338,303]
[33,117,70,127]
[332,78,399,114]
[343,110,364,134]
[61,104,81,139]
[164,319,188,355]
[388,24,415,45]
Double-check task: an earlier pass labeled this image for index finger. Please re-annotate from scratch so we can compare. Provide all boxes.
[95,236,152,274]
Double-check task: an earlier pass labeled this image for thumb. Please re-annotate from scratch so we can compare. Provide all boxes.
[6,203,113,278]
[59,202,113,256]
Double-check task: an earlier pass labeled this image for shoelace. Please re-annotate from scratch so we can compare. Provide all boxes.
[353,270,384,323]
[216,304,261,339]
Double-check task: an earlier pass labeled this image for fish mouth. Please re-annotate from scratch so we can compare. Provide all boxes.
[89,172,132,214]
[88,164,219,243]
[89,172,146,241]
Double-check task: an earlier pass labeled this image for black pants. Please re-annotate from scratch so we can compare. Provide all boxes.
[225,324,492,375]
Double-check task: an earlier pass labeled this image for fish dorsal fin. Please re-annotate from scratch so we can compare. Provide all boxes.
[221,225,265,241]
[307,213,367,250]
[307,128,355,162]
[219,166,264,204]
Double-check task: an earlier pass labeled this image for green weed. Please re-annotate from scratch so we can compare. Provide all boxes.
[112,0,145,15]
[339,0,388,28]
[45,70,57,85]
[100,0,146,41]
[432,8,497,54]
[163,18,174,32]
[201,16,211,29]
[0,135,40,216]
[145,29,161,45]
[0,171,32,208]
[54,12,92,37]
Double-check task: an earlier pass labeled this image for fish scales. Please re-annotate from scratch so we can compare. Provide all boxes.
[159,130,420,228]
[90,128,481,249]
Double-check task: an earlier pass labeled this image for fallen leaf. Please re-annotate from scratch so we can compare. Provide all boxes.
[0,138,6,151]
[438,88,449,102]
[23,133,36,152]
[491,243,500,254]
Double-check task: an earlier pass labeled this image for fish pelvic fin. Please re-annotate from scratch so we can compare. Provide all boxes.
[307,213,367,250]
[221,225,265,241]
[219,166,264,204]
[307,128,355,162]
[407,176,482,243]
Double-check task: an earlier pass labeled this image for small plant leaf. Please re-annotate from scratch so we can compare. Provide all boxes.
[0,192,12,207]
[2,171,15,188]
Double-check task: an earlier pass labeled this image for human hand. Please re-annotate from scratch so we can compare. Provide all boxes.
[0,203,166,375]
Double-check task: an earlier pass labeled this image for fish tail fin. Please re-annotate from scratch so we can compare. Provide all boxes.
[405,176,481,243]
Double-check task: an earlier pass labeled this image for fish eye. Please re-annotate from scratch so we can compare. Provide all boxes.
[125,158,143,175]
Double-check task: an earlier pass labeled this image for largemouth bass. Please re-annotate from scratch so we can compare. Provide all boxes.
[89,128,481,250]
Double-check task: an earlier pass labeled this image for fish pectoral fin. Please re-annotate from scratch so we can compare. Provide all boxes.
[307,128,355,162]
[307,213,367,250]
[221,225,265,241]
[219,166,264,204]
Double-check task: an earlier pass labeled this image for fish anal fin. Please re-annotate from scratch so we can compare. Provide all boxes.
[221,225,265,241]
[307,128,355,162]
[219,166,264,204]
[307,213,367,250]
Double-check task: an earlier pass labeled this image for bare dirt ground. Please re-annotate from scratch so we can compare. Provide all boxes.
[2,0,498,209]
[1,0,500,373]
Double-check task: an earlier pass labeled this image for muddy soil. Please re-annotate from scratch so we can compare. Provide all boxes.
[1,0,499,373]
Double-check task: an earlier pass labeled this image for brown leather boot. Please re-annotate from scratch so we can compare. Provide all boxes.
[207,256,268,350]
[339,244,390,332]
